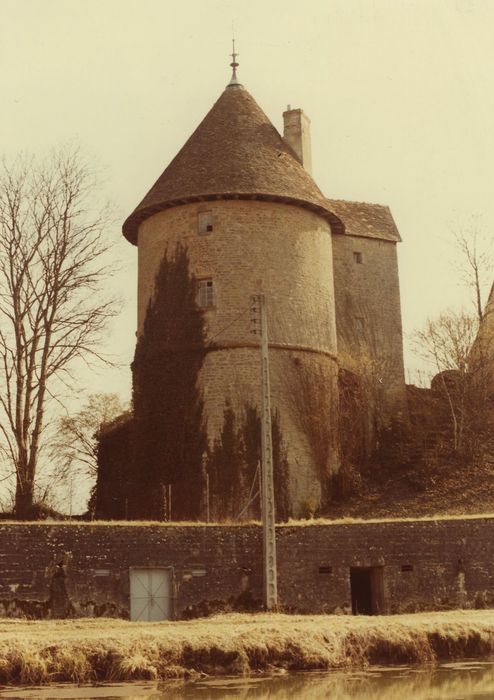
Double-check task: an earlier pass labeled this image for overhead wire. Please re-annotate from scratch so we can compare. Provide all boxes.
[206,304,253,345]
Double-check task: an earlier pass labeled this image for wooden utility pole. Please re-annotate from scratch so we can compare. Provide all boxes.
[251,293,278,610]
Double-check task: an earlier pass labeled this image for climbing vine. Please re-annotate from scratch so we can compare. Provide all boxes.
[207,403,290,521]
[131,244,208,520]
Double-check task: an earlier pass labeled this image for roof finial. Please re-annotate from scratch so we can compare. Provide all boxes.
[227,31,242,87]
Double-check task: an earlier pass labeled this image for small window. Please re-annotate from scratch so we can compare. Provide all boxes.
[198,211,213,235]
[319,565,333,575]
[353,251,363,264]
[197,278,214,308]
[401,564,414,573]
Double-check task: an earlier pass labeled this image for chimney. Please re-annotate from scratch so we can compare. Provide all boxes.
[282,106,312,174]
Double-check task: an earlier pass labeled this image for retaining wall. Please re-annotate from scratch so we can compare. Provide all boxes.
[0,516,492,619]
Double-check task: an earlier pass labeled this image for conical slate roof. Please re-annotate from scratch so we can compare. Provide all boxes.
[123,85,343,243]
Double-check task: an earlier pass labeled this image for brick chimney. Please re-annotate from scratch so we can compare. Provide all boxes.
[282,106,312,174]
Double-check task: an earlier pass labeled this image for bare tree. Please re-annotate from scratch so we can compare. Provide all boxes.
[411,310,491,456]
[337,297,400,448]
[452,220,493,322]
[0,148,118,518]
[52,393,127,479]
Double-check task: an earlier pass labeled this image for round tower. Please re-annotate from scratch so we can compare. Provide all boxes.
[124,69,343,519]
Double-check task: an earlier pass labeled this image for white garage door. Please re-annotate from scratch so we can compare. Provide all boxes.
[130,568,172,621]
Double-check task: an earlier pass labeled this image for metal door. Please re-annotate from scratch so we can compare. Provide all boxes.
[130,568,172,621]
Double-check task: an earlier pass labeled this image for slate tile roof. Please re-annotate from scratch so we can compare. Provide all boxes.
[123,84,400,245]
[327,199,401,242]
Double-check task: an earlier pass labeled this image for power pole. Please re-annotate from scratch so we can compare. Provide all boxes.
[251,293,278,610]
[202,452,210,523]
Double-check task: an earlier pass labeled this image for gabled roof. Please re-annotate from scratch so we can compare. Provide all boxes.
[123,85,344,244]
[327,199,401,242]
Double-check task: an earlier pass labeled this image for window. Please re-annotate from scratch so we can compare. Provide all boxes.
[197,278,214,308]
[198,211,213,235]
[353,251,363,264]
[319,565,333,575]
[401,564,414,573]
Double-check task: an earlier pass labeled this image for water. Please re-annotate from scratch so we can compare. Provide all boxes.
[2,661,494,699]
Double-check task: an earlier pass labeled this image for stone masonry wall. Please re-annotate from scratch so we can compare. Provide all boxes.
[136,200,339,515]
[1,517,493,619]
[332,233,407,420]
[137,200,337,352]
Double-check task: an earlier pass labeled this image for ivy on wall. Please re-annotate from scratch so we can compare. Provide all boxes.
[130,244,208,520]
[93,414,134,519]
[207,403,290,522]
[95,244,291,522]
[289,356,339,512]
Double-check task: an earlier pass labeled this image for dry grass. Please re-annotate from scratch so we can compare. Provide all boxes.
[283,512,494,526]
[2,512,494,527]
[0,519,258,527]
[0,611,494,685]
[325,457,494,522]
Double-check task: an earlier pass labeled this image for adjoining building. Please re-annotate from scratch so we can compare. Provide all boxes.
[96,55,407,521]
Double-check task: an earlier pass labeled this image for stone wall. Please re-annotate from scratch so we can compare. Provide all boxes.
[136,199,339,515]
[331,233,407,421]
[1,517,493,619]
[137,200,337,351]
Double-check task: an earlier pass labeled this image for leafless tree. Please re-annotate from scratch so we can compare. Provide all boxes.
[52,393,127,479]
[412,310,492,456]
[0,148,119,518]
[452,219,493,322]
[337,297,398,449]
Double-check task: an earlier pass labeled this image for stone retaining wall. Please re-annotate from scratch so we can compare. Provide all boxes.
[0,517,492,619]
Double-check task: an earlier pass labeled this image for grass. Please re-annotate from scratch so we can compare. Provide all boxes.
[1,611,494,684]
[2,512,494,527]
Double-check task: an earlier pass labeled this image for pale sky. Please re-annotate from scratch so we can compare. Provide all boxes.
[2,0,494,406]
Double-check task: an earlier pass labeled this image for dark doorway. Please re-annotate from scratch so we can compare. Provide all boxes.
[350,566,384,615]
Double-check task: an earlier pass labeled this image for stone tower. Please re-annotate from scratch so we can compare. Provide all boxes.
[118,57,408,521]
[472,282,494,383]
[123,69,343,518]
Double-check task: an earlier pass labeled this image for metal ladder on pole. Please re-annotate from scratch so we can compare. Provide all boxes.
[251,293,278,610]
